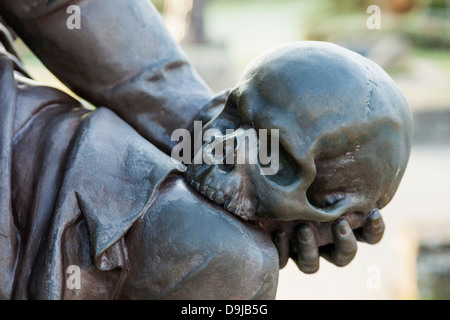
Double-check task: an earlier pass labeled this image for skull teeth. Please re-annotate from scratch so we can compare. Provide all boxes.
[214,191,225,204]
[184,164,256,221]
[206,188,216,200]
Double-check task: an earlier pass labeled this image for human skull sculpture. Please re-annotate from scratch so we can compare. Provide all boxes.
[185,41,413,227]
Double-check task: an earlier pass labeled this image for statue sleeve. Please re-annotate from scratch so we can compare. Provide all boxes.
[0,46,19,300]
[0,0,215,153]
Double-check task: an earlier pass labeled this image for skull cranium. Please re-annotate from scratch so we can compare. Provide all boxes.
[185,41,413,224]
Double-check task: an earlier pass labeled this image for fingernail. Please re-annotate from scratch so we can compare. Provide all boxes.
[368,209,381,225]
[337,220,351,236]
[299,225,312,242]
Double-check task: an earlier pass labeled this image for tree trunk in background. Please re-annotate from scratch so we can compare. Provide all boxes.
[164,0,207,43]
[187,0,207,43]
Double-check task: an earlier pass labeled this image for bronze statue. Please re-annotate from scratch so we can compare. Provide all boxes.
[0,0,412,299]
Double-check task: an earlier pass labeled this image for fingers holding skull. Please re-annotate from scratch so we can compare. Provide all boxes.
[289,219,358,272]
[266,222,320,272]
[319,219,358,267]
[292,223,320,274]
[264,209,386,274]
[355,209,385,244]
[315,210,385,268]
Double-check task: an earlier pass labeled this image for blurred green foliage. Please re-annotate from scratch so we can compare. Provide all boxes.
[302,0,450,49]
[327,0,372,13]
[429,0,449,9]
[151,0,450,50]
[400,0,450,49]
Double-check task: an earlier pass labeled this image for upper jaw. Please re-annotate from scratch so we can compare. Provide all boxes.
[185,164,257,221]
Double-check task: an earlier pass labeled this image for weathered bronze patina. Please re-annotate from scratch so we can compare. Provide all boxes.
[0,0,412,299]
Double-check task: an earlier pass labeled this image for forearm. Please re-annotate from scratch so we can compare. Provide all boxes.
[0,0,214,153]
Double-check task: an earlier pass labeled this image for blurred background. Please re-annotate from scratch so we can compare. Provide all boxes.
[14,0,450,299]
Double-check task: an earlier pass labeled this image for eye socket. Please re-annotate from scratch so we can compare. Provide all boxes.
[261,141,300,186]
